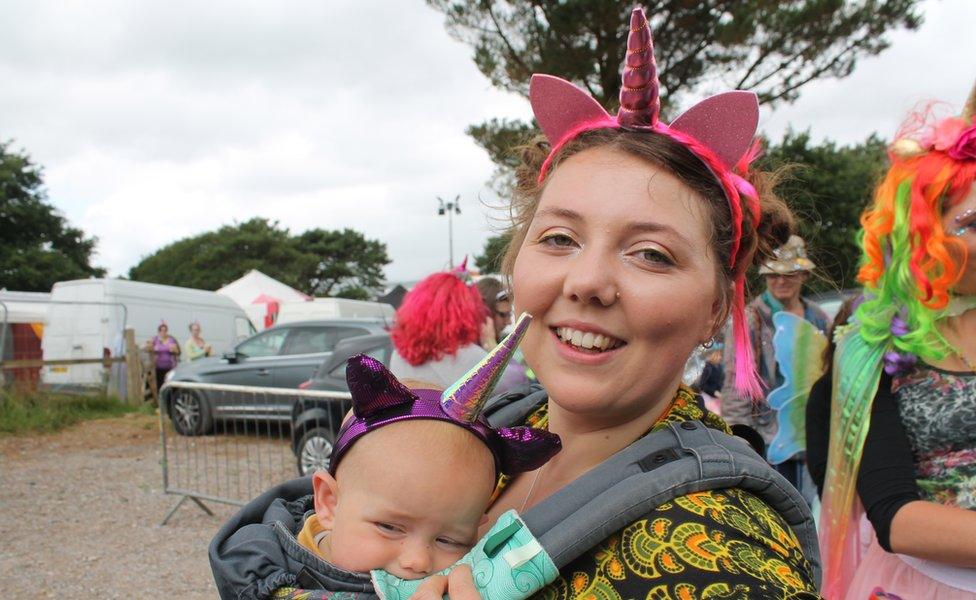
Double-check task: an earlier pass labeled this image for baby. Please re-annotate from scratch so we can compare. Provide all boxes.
[210,314,560,600]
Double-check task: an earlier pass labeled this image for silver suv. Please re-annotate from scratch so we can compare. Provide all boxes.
[161,319,387,435]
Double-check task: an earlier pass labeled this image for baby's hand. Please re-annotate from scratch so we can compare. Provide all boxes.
[409,564,479,600]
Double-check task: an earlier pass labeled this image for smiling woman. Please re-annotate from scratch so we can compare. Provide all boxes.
[474,9,824,599]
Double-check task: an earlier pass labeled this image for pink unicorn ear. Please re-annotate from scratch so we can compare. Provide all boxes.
[669,91,760,168]
[530,74,614,145]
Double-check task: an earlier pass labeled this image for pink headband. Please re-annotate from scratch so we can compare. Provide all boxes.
[529,7,764,398]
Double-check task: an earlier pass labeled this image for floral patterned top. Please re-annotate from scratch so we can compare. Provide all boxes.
[496,385,820,600]
[892,366,976,508]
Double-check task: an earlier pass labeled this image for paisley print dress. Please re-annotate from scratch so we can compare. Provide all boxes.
[497,385,820,600]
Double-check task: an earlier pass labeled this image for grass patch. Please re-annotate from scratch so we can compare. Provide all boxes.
[0,390,154,435]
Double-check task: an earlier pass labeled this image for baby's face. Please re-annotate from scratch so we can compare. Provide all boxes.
[316,421,495,580]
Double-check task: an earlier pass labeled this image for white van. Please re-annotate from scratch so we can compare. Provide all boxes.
[42,279,254,390]
[275,298,395,326]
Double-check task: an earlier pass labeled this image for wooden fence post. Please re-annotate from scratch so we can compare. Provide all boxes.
[124,328,141,404]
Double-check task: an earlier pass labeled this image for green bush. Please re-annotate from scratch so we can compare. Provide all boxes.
[0,390,153,435]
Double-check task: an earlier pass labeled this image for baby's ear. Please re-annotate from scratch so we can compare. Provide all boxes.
[312,470,340,529]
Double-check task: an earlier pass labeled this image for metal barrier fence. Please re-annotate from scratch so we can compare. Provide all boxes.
[157,380,352,524]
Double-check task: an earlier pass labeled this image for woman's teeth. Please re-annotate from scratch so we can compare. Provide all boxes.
[554,327,623,351]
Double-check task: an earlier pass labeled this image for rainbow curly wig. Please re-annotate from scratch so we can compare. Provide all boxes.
[856,106,976,368]
[390,271,488,366]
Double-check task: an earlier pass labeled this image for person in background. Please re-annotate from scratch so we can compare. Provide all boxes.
[475,276,513,345]
[390,268,528,394]
[721,234,829,506]
[146,321,179,393]
[696,342,725,415]
[810,89,976,599]
[184,321,212,361]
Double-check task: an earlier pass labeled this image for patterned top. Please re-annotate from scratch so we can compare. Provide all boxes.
[892,366,976,508]
[498,385,820,600]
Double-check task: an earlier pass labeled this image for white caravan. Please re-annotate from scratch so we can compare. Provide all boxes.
[275,298,395,325]
[42,279,254,390]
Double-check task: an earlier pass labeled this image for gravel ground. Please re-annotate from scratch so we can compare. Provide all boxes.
[0,412,298,598]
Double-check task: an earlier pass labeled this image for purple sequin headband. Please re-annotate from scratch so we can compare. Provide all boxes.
[329,313,561,477]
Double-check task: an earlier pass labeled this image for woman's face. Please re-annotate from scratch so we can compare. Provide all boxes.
[158,325,168,336]
[944,183,976,295]
[190,324,201,336]
[512,147,725,422]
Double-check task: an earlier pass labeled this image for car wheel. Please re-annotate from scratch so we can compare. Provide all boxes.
[297,427,335,476]
[171,389,213,436]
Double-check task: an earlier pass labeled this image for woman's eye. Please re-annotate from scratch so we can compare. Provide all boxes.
[540,233,576,248]
[633,248,674,265]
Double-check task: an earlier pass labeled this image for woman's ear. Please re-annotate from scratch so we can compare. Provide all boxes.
[312,470,340,530]
[706,281,735,341]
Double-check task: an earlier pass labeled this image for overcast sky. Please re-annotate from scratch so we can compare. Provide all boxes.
[2,0,974,287]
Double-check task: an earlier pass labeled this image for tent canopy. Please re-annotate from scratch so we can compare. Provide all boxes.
[216,270,308,307]
[0,291,50,324]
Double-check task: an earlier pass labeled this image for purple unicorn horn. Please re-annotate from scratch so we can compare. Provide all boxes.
[441,312,532,423]
[617,7,660,129]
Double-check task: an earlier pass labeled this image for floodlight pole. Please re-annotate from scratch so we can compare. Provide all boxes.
[437,195,461,268]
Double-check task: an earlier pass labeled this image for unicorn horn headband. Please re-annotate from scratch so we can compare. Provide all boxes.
[529,7,764,397]
[329,312,559,475]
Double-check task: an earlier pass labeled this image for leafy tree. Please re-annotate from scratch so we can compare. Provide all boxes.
[428,0,920,190]
[128,218,391,298]
[0,141,105,291]
[758,130,888,292]
[295,228,391,298]
[129,218,306,291]
[474,232,513,274]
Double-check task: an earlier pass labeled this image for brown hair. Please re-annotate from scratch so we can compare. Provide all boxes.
[501,129,793,308]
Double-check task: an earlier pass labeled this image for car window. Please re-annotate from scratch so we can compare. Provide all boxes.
[282,326,371,356]
[328,344,387,378]
[235,329,288,358]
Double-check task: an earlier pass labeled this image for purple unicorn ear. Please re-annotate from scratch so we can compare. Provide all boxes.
[494,426,562,474]
[617,7,660,129]
[530,74,614,145]
[441,312,532,423]
[669,91,760,167]
[345,354,417,418]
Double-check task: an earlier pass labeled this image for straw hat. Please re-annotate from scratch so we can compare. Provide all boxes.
[759,235,816,275]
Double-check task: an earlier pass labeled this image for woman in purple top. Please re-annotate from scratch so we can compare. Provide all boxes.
[147,321,180,392]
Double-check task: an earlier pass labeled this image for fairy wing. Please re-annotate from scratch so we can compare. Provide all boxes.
[766,311,829,464]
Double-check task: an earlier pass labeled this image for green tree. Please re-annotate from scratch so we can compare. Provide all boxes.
[0,141,105,291]
[129,218,306,291]
[474,232,512,274]
[759,130,888,292]
[428,0,920,190]
[295,228,391,298]
[128,219,391,298]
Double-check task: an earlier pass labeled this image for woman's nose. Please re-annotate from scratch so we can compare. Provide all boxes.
[397,539,433,576]
[561,246,619,306]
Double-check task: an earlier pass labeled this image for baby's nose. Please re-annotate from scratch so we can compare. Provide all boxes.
[398,539,433,576]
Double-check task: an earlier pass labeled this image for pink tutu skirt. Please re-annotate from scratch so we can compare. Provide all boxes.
[845,539,976,599]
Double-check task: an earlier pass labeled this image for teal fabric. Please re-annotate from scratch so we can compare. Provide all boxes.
[370,510,556,600]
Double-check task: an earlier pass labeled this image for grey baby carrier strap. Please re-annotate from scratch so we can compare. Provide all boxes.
[484,387,822,587]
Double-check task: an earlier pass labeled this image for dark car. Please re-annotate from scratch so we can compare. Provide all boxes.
[291,332,391,475]
[162,319,388,436]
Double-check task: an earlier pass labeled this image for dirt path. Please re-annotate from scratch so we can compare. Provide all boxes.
[0,413,241,598]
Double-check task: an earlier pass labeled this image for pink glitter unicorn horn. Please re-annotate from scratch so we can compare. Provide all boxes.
[441,312,532,423]
[617,7,660,129]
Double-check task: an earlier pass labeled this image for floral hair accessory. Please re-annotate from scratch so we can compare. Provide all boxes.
[330,313,561,477]
[891,80,976,160]
[529,7,764,397]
